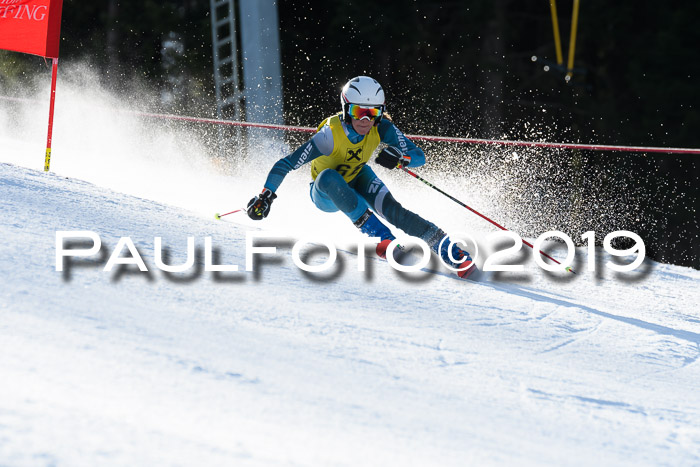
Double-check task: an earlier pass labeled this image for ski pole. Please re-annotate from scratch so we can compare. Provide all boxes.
[214,208,244,220]
[401,167,575,273]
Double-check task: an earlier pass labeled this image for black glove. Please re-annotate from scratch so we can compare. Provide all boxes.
[246,188,277,220]
[375,146,411,169]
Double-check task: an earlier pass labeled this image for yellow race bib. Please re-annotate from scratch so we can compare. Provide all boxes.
[310,114,381,183]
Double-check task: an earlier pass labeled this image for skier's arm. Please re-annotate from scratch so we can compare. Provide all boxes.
[262,142,316,192]
[248,128,331,220]
[377,119,426,168]
[262,124,333,192]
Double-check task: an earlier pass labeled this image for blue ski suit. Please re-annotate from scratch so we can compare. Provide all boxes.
[263,114,441,242]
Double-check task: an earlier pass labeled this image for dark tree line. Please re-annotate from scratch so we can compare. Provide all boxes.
[2,1,697,267]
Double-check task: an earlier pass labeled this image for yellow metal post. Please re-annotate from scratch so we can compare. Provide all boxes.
[549,0,564,65]
[566,0,580,80]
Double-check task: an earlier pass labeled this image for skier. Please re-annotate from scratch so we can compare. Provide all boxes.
[246,76,477,279]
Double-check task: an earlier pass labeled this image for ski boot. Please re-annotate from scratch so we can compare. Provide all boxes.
[428,230,478,279]
[354,209,395,259]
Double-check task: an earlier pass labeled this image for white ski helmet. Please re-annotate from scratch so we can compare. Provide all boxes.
[340,76,385,124]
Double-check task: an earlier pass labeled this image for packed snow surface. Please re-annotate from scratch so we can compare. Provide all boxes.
[1,85,700,465]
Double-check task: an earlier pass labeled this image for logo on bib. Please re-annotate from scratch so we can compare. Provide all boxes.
[346,148,362,162]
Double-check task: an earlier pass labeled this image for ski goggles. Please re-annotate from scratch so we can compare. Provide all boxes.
[347,104,383,121]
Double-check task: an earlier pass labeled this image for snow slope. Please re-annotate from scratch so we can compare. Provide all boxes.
[1,160,700,466]
[2,78,700,465]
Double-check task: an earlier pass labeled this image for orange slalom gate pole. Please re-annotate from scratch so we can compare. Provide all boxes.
[44,58,59,172]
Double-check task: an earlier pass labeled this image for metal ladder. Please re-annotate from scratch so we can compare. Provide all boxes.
[210,0,244,152]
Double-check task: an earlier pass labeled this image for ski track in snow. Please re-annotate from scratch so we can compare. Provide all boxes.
[1,160,700,466]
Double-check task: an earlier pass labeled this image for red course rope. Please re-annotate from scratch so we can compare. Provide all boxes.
[2,95,698,155]
[131,111,700,155]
